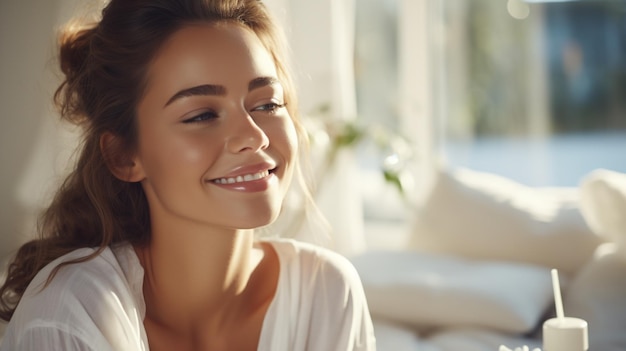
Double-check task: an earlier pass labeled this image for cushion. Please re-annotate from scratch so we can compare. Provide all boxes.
[563,243,626,351]
[351,250,554,333]
[407,167,604,276]
[579,168,626,252]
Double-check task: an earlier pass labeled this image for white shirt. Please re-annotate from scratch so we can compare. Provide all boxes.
[1,238,376,351]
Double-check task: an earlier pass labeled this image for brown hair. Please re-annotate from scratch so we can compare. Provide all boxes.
[0,0,304,321]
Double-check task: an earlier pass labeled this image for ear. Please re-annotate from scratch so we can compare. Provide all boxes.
[100,132,145,182]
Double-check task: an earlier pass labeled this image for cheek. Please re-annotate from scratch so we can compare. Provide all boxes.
[271,118,299,162]
[137,126,217,177]
[168,137,208,163]
[274,119,300,192]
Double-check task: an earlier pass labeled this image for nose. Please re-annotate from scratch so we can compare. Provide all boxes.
[225,112,270,153]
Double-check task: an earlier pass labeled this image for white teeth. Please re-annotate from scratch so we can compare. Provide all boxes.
[214,170,269,184]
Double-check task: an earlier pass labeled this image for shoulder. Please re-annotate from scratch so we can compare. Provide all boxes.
[265,238,368,312]
[263,238,377,350]
[4,245,145,350]
[267,238,363,290]
[23,246,130,302]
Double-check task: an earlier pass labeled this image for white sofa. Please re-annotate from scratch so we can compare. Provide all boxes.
[354,167,626,351]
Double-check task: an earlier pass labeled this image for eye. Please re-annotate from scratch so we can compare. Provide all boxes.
[182,110,218,124]
[252,102,287,114]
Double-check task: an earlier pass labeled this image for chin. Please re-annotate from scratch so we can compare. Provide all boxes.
[234,206,282,230]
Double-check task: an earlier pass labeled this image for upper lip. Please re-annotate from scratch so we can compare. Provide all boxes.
[210,159,277,180]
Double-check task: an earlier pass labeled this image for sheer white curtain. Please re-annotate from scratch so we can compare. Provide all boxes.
[397,0,439,203]
[265,0,366,257]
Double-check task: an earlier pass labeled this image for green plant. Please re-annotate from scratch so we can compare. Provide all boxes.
[304,103,413,197]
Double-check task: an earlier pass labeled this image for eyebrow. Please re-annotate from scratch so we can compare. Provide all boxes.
[164,84,225,107]
[248,76,280,91]
[164,76,281,107]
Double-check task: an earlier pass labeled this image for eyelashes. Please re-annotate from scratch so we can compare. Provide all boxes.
[182,102,287,124]
[252,102,287,114]
[182,110,219,124]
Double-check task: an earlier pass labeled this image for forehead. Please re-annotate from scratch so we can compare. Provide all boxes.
[144,22,278,95]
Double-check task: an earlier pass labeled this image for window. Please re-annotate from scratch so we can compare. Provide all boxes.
[355,0,626,187]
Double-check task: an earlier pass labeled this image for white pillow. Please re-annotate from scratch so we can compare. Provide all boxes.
[407,167,604,276]
[579,168,626,253]
[563,243,626,351]
[351,250,554,333]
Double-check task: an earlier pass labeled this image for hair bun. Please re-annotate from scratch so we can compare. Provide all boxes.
[55,24,97,124]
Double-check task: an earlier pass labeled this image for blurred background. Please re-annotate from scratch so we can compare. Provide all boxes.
[0,0,86,276]
[354,0,626,187]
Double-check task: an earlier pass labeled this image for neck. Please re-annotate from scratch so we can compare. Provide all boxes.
[136,222,262,332]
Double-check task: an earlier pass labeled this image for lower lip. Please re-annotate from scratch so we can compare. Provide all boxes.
[210,173,277,192]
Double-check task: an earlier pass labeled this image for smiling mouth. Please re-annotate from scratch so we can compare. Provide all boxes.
[211,169,274,185]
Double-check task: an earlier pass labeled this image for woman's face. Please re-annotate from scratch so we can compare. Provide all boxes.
[133,23,298,231]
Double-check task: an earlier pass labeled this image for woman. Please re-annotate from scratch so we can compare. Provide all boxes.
[0,0,376,350]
